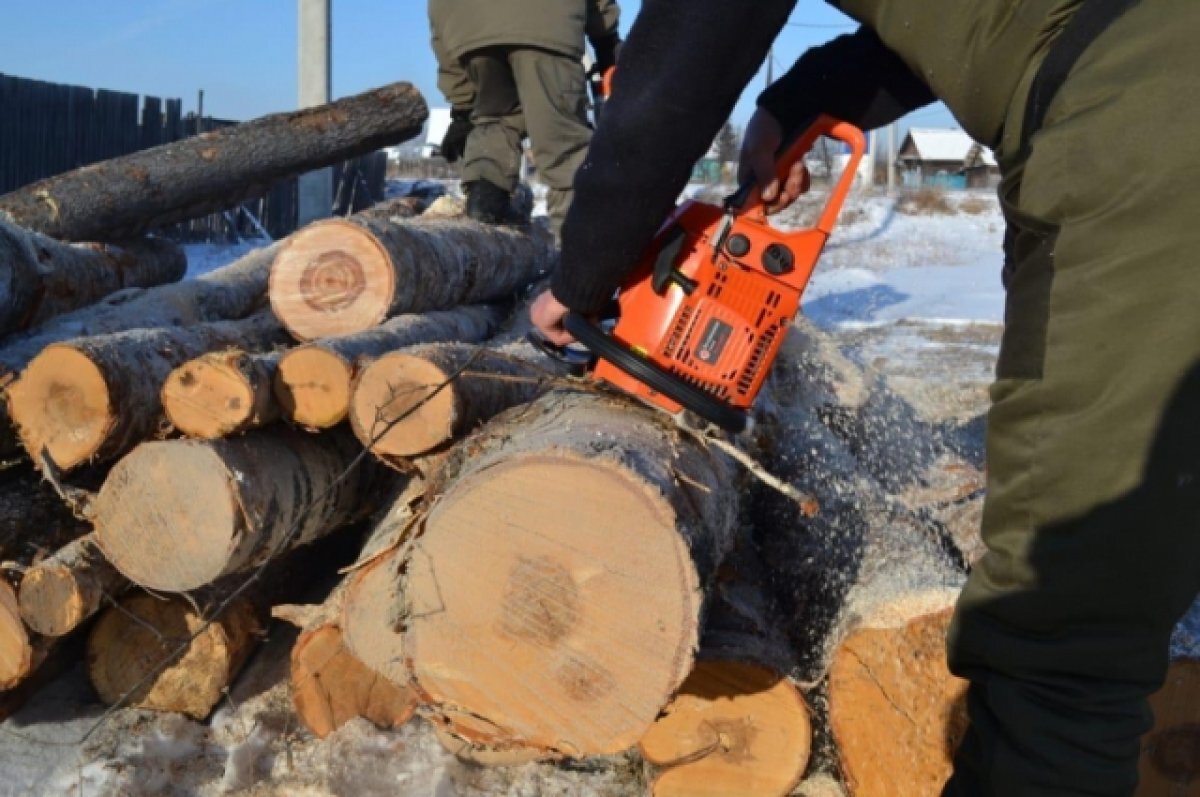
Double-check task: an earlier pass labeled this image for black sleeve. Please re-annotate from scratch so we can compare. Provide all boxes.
[758,26,935,137]
[552,0,799,315]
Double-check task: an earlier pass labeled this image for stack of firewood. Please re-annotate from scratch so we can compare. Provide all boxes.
[0,82,1190,797]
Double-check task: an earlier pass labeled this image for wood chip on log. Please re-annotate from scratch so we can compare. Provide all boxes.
[274,304,507,431]
[19,533,129,638]
[0,219,186,337]
[1138,658,1200,796]
[268,213,554,341]
[348,342,548,461]
[0,83,428,242]
[401,389,738,756]
[92,428,395,592]
[162,350,283,439]
[8,309,290,472]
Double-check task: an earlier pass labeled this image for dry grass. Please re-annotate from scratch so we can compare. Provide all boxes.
[958,194,992,215]
[896,188,955,216]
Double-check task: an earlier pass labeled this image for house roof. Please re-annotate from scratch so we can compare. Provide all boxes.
[906,128,996,166]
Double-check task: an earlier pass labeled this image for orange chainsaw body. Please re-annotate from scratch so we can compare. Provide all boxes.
[591,115,866,419]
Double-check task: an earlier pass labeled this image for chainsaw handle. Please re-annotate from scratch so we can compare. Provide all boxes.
[737,115,866,236]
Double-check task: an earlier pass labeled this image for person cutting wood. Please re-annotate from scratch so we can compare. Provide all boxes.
[531,1,1200,793]
[428,0,621,238]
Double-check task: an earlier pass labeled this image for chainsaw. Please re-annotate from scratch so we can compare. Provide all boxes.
[537,115,865,433]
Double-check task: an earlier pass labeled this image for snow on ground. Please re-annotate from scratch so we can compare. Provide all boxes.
[2,186,1195,795]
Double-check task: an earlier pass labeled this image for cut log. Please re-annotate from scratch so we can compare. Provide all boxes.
[19,533,129,638]
[289,623,417,739]
[268,214,554,341]
[826,601,968,797]
[8,310,290,472]
[0,219,186,336]
[402,389,738,756]
[0,580,49,691]
[349,342,548,460]
[93,428,394,592]
[162,350,282,439]
[1138,658,1200,796]
[432,724,547,766]
[86,590,260,719]
[640,660,811,797]
[275,304,507,430]
[0,83,428,242]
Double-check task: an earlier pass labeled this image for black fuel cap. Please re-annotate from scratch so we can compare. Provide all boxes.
[762,244,794,275]
[726,233,751,258]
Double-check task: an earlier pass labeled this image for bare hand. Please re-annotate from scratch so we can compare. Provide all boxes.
[738,108,810,214]
[530,290,575,346]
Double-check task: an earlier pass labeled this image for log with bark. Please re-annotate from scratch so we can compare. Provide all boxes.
[1138,658,1200,796]
[274,304,507,430]
[398,389,738,756]
[348,341,549,461]
[8,310,290,472]
[18,533,129,638]
[93,428,396,592]
[0,83,428,242]
[0,219,186,336]
[268,212,554,341]
[162,350,283,439]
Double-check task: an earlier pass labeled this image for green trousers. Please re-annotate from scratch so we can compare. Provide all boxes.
[461,46,593,238]
[944,1,1200,794]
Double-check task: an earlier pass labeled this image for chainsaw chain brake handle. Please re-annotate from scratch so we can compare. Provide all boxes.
[526,328,594,377]
[725,115,866,268]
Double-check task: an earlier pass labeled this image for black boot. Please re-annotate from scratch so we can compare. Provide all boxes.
[465,180,518,225]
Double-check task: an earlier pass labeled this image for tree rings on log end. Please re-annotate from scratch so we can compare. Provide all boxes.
[405,455,703,756]
[349,352,456,457]
[640,660,811,797]
[93,441,240,592]
[0,582,35,690]
[87,592,260,720]
[8,344,111,470]
[828,605,967,796]
[269,220,395,341]
[18,564,86,638]
[163,354,260,439]
[290,624,416,739]
[1139,659,1200,795]
[275,347,355,429]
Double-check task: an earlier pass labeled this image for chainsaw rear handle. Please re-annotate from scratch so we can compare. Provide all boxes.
[732,114,866,237]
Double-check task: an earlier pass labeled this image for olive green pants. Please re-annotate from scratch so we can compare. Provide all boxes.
[944,2,1200,794]
[462,46,593,238]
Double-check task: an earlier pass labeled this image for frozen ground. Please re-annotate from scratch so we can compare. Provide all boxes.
[2,187,1195,795]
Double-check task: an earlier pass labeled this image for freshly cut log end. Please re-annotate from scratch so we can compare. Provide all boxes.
[409,456,703,754]
[6,344,110,469]
[827,603,968,796]
[349,352,459,456]
[640,660,811,797]
[86,591,260,719]
[163,351,279,439]
[19,534,129,638]
[290,624,417,739]
[0,581,37,690]
[275,347,355,429]
[269,220,396,341]
[1139,659,1200,795]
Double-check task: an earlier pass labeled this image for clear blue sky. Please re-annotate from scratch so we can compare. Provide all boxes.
[0,0,956,133]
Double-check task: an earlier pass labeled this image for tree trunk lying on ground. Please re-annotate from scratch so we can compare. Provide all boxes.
[0,83,428,242]
[268,211,554,341]
[8,310,290,473]
[0,219,185,336]
[162,350,283,439]
[275,304,507,430]
[397,389,738,757]
[0,243,279,457]
[93,428,395,592]
[19,533,129,638]
[348,341,549,462]
[1138,658,1200,796]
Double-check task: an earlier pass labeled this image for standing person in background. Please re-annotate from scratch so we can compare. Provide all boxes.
[429,0,620,239]
[531,1,1200,794]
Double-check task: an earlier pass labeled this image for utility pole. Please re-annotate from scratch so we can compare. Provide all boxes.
[766,47,774,87]
[297,0,332,227]
[197,89,205,133]
[886,123,897,194]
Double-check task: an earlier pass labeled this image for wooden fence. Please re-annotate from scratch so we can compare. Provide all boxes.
[0,74,386,241]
